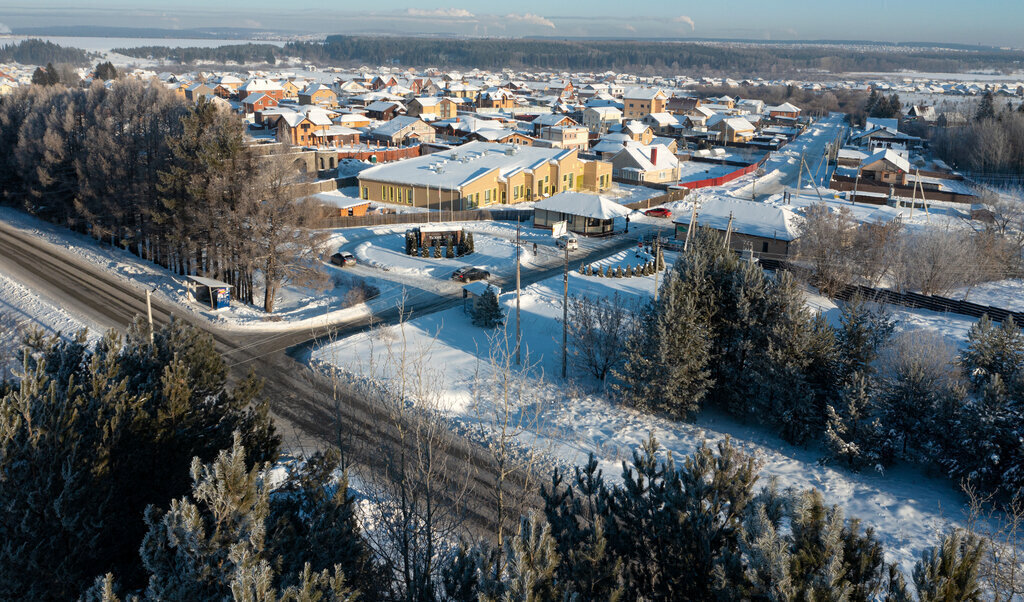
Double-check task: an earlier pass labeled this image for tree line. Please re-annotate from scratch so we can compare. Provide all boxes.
[107,36,1024,76]
[1,322,1011,600]
[0,79,325,312]
[930,92,1024,176]
[0,38,94,66]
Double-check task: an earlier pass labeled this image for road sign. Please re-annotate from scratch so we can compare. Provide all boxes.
[552,220,567,238]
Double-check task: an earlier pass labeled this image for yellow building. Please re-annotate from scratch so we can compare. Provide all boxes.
[622,87,667,120]
[358,141,612,209]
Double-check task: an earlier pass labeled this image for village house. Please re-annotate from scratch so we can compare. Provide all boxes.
[268,109,334,146]
[184,82,213,102]
[766,102,801,119]
[582,106,623,135]
[531,113,579,136]
[298,83,338,107]
[364,100,405,121]
[311,126,361,148]
[611,144,680,184]
[615,120,655,144]
[673,196,800,257]
[365,116,435,146]
[860,148,911,186]
[407,96,459,121]
[712,116,757,143]
[477,87,517,110]
[536,125,590,151]
[242,93,278,114]
[622,87,668,120]
[357,141,612,209]
[642,112,680,136]
[280,80,302,99]
[238,78,284,101]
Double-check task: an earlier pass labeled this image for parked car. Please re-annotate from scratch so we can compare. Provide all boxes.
[556,234,579,251]
[644,207,672,218]
[330,251,357,267]
[451,266,491,282]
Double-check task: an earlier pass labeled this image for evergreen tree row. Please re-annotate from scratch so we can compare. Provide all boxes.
[615,227,1024,500]
[0,80,323,312]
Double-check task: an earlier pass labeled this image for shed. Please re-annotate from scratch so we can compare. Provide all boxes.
[533,192,633,236]
[462,281,501,314]
[673,197,799,257]
[186,276,232,310]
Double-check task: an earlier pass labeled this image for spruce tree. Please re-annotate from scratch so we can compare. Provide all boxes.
[976,90,997,121]
[472,288,504,328]
[836,297,894,383]
[445,235,454,258]
[911,530,985,602]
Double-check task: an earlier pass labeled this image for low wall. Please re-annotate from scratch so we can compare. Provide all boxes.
[678,155,768,190]
[830,174,975,204]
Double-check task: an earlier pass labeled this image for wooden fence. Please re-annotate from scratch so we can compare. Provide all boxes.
[757,258,1024,324]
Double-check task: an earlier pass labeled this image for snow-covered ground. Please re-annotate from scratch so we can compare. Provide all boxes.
[313,253,998,575]
[0,271,102,343]
[0,207,393,331]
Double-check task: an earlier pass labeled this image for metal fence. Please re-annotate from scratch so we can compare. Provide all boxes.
[313,208,533,229]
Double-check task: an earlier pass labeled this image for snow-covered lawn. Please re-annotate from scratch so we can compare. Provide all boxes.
[313,256,996,574]
[601,183,665,205]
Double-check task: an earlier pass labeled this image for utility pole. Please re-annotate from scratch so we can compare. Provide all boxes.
[724,212,734,249]
[797,151,804,190]
[651,234,659,301]
[852,168,861,205]
[515,222,521,366]
[561,241,569,379]
[683,204,697,252]
[146,288,154,344]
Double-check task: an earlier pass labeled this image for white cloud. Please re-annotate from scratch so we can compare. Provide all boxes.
[0,22,10,34]
[407,8,475,18]
[504,13,556,29]
[674,15,696,31]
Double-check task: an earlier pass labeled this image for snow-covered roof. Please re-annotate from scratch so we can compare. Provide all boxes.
[359,141,576,190]
[615,144,678,171]
[370,116,426,137]
[463,281,500,297]
[533,192,633,220]
[673,197,800,242]
[767,102,801,113]
[365,99,404,112]
[622,87,665,100]
[862,148,911,173]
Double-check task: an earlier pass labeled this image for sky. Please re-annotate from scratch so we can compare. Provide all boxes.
[0,0,1022,48]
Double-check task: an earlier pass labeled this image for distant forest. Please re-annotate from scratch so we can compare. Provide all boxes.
[115,36,1024,75]
[112,43,281,66]
[0,39,94,66]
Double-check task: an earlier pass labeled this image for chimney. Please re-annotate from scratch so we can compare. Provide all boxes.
[650,147,658,165]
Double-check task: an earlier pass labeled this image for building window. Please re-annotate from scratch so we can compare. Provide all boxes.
[484,190,491,202]
[362,187,368,200]
[514,187,519,200]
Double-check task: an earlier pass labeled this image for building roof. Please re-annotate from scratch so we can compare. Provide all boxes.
[673,197,800,241]
[862,148,911,173]
[463,281,500,297]
[623,87,666,100]
[615,144,678,171]
[533,192,633,220]
[767,102,801,113]
[370,116,426,137]
[359,141,577,190]
[366,99,404,113]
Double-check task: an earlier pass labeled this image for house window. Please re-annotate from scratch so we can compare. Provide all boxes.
[514,187,519,200]
[362,187,368,200]
[568,177,573,189]
[485,190,491,202]
[761,242,769,253]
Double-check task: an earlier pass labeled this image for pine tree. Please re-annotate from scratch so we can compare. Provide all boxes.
[960,315,1024,396]
[911,530,985,602]
[836,297,894,383]
[445,235,454,258]
[472,288,504,328]
[826,372,887,470]
[433,242,441,258]
[466,231,475,254]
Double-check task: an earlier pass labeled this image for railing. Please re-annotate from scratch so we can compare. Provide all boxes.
[313,208,533,229]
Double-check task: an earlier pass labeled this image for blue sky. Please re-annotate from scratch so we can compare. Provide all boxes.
[1,1,1021,47]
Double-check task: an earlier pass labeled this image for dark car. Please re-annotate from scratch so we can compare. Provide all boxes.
[451,266,491,282]
[644,207,672,218]
[330,252,357,267]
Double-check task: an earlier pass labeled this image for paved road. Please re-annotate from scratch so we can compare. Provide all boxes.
[0,217,669,535]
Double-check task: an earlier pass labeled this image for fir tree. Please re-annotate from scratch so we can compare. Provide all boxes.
[472,288,504,328]
[826,372,887,470]
[960,315,1024,396]
[466,231,475,254]
[976,90,997,121]
[836,297,894,383]
[445,235,454,258]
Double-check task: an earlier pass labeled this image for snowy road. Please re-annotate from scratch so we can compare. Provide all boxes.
[730,113,847,200]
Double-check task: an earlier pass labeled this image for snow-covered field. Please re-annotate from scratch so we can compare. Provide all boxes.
[0,271,102,342]
[313,252,996,574]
